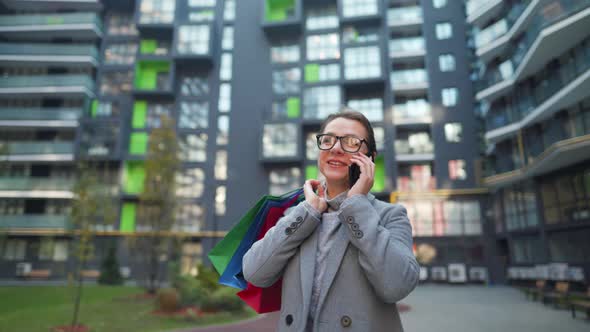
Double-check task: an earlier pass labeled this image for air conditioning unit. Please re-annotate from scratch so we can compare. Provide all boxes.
[431,267,447,281]
[16,262,32,276]
[469,267,488,283]
[419,267,428,281]
[448,264,467,283]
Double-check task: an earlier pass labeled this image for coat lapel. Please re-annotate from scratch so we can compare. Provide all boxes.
[315,225,349,314]
[300,227,318,315]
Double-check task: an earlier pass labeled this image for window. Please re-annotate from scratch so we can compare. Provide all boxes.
[218,83,231,112]
[438,54,456,72]
[305,63,340,83]
[100,71,132,95]
[175,204,204,232]
[215,150,228,180]
[188,9,215,22]
[39,238,54,260]
[177,25,210,55]
[217,115,229,145]
[441,87,458,107]
[271,44,300,63]
[549,229,590,263]
[444,123,462,142]
[176,167,204,198]
[307,34,340,61]
[179,75,208,97]
[347,98,383,122]
[139,0,176,24]
[503,182,539,230]
[344,46,381,80]
[146,103,173,128]
[342,26,379,44]
[449,159,467,180]
[269,168,301,196]
[104,43,137,65]
[306,6,338,30]
[220,53,232,80]
[342,0,378,18]
[433,0,447,8]
[53,241,68,261]
[512,236,543,263]
[263,123,298,158]
[273,68,301,95]
[303,86,341,120]
[93,101,120,118]
[179,102,208,129]
[395,131,433,154]
[390,69,428,86]
[224,0,236,21]
[397,164,435,192]
[435,22,453,40]
[405,199,480,237]
[222,26,234,50]
[189,0,215,6]
[216,186,226,215]
[3,239,26,260]
[179,133,207,162]
[387,6,422,26]
[106,14,137,36]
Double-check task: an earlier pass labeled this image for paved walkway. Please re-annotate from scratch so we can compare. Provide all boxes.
[181,285,589,332]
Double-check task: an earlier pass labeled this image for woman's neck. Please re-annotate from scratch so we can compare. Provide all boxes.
[325,181,348,199]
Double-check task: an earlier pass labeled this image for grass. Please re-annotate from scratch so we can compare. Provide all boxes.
[0,286,256,332]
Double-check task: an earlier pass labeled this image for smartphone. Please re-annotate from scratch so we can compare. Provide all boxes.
[348,153,374,188]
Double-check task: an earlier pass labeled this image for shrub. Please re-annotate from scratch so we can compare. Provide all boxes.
[174,274,209,307]
[200,286,244,313]
[156,288,180,313]
[98,247,123,285]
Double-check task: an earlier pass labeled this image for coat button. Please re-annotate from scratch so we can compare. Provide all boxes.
[354,230,364,238]
[340,315,352,327]
[351,223,359,231]
[285,228,293,235]
[290,222,299,228]
[296,216,303,222]
[286,314,293,326]
[346,216,354,224]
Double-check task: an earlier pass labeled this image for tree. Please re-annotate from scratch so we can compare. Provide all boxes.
[134,115,181,294]
[69,163,116,328]
[98,246,123,285]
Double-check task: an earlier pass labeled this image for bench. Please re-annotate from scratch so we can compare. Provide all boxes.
[80,269,100,279]
[25,269,51,279]
[522,280,545,301]
[542,281,569,308]
[570,287,590,319]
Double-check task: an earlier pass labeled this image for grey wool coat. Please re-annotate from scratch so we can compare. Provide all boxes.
[242,193,419,332]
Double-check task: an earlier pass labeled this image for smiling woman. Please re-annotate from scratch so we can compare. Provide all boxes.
[243,109,419,332]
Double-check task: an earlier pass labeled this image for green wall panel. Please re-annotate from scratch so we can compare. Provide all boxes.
[265,0,295,21]
[287,97,300,118]
[373,155,385,192]
[140,39,157,54]
[124,161,145,194]
[134,61,170,90]
[305,64,319,83]
[120,203,136,232]
[91,100,98,118]
[132,101,147,129]
[129,132,148,155]
[306,165,318,180]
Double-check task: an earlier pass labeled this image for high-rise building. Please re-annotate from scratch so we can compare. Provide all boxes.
[0,0,587,286]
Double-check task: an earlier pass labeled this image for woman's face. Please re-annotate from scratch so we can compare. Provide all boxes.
[318,117,370,187]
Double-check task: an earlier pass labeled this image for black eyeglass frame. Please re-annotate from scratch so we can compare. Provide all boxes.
[315,134,369,153]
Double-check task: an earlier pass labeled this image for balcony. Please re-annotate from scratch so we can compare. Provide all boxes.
[133,60,173,96]
[389,37,425,62]
[477,1,590,102]
[0,12,103,40]
[0,215,71,232]
[395,136,434,162]
[1,141,74,162]
[0,43,99,67]
[0,74,95,98]
[392,101,432,125]
[0,0,102,11]
[387,6,422,31]
[0,108,81,127]
[0,177,73,190]
[484,54,590,143]
[262,0,302,36]
[391,69,428,93]
[466,0,504,26]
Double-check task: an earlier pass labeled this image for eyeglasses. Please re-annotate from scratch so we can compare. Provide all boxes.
[316,134,368,153]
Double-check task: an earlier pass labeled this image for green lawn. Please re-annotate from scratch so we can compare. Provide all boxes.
[0,286,255,332]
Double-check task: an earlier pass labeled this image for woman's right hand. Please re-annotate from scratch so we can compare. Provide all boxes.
[303,180,327,214]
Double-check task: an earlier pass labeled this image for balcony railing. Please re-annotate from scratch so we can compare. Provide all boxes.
[0,215,71,230]
[477,0,590,93]
[0,12,102,32]
[397,176,436,192]
[485,41,590,132]
[394,140,434,155]
[392,101,432,124]
[0,108,81,122]
[0,43,99,64]
[0,177,74,191]
[2,142,74,155]
[0,74,95,97]
[387,7,422,27]
[391,69,428,89]
[389,37,425,58]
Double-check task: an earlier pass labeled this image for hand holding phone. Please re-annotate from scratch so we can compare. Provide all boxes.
[347,153,375,197]
[303,179,327,213]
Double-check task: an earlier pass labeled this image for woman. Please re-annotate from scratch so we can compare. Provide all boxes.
[243,110,419,331]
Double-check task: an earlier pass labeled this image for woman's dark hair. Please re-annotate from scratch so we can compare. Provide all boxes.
[319,108,377,155]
